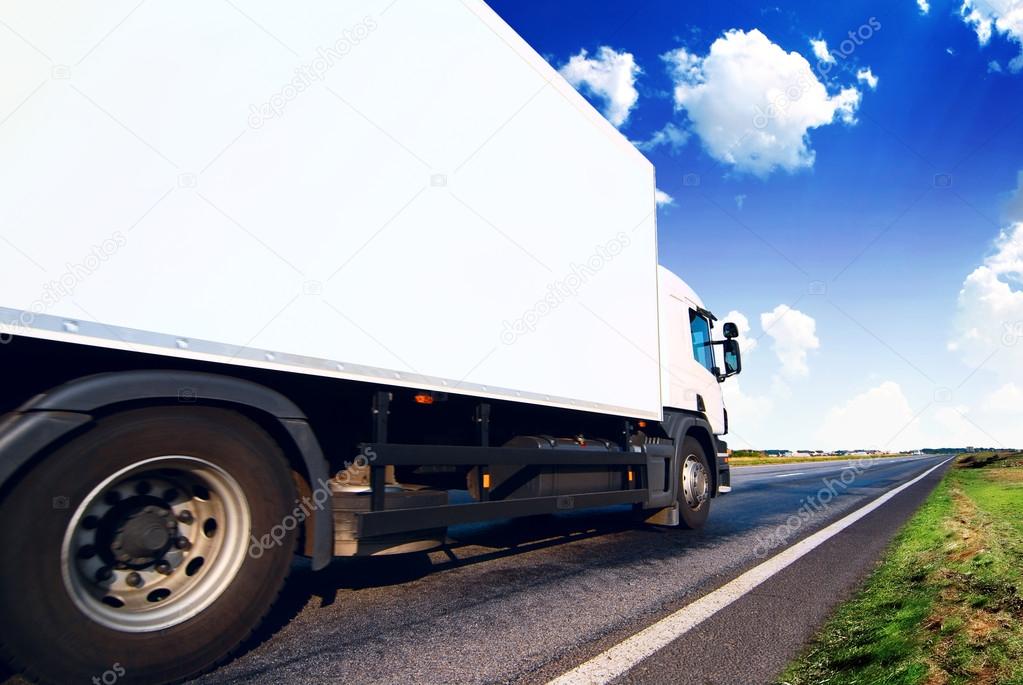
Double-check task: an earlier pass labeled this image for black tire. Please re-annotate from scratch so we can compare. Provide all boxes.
[677,436,711,529]
[0,407,299,685]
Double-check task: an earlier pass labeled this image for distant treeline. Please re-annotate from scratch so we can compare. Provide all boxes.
[921,447,1020,454]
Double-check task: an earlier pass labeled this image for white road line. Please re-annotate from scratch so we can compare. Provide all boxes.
[547,457,954,685]
[773,471,806,478]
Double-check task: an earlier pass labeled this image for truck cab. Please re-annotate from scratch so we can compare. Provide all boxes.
[658,266,741,435]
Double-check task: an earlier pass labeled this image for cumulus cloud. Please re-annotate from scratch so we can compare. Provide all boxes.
[809,38,835,64]
[720,309,758,354]
[559,46,641,127]
[817,382,1011,451]
[655,189,675,207]
[856,66,879,89]
[918,0,931,13]
[943,177,1023,448]
[721,379,775,448]
[961,0,1023,72]
[816,381,918,450]
[990,59,1004,72]
[662,30,863,177]
[952,221,1023,377]
[635,122,690,154]
[982,382,1023,413]
[760,304,819,377]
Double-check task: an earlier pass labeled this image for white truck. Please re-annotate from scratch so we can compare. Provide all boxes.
[0,1,742,682]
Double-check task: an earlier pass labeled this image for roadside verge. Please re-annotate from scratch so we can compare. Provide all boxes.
[778,452,1023,685]
[543,458,953,685]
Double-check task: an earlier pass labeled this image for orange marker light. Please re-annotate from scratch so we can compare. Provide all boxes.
[637,420,647,428]
[627,469,634,482]
[413,393,434,405]
[482,473,491,489]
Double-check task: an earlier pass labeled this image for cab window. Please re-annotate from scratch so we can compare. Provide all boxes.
[689,309,716,373]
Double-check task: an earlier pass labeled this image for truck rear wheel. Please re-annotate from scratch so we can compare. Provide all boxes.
[677,436,711,529]
[0,407,298,684]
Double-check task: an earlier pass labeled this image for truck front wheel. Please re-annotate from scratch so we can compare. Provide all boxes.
[0,407,298,684]
[677,436,711,529]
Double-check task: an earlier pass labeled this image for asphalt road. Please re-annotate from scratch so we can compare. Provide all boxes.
[202,455,948,684]
[0,455,949,685]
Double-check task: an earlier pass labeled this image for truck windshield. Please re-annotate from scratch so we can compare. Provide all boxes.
[689,310,716,373]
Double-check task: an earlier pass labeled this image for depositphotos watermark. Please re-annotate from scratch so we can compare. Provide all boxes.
[812,17,882,77]
[91,662,125,685]
[248,17,378,128]
[247,446,378,558]
[0,231,128,344]
[751,17,881,132]
[249,476,333,558]
[752,455,877,558]
[1002,321,1023,346]
[500,232,632,345]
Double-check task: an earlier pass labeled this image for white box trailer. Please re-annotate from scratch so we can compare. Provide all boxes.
[0,2,742,683]
[1,0,661,420]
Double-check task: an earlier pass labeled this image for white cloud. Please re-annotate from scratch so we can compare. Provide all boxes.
[655,189,675,206]
[951,222,1023,378]
[760,304,820,377]
[559,46,641,127]
[721,379,775,448]
[735,194,747,210]
[809,38,835,64]
[928,405,999,448]
[720,309,758,354]
[961,0,1023,72]
[982,382,1023,413]
[636,122,690,154]
[662,29,863,177]
[816,381,918,451]
[816,382,1009,452]
[918,0,931,14]
[856,66,879,89]
[990,59,1004,72]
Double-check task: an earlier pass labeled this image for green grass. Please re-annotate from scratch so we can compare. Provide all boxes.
[777,452,1023,685]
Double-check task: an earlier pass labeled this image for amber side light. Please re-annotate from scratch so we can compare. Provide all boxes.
[413,393,434,405]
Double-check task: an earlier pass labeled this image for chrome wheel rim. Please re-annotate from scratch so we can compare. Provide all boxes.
[681,454,709,510]
[61,455,250,632]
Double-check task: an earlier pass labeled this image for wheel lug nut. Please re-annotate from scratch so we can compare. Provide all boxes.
[174,536,191,550]
[95,566,113,582]
[155,561,172,575]
[177,510,194,524]
[126,572,143,588]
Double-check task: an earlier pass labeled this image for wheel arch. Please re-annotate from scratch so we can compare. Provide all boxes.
[660,409,720,498]
[0,370,333,570]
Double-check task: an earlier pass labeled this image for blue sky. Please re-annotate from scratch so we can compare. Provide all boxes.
[488,0,1023,450]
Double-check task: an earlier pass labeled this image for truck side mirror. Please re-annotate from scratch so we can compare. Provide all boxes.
[723,339,741,377]
[722,322,739,339]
